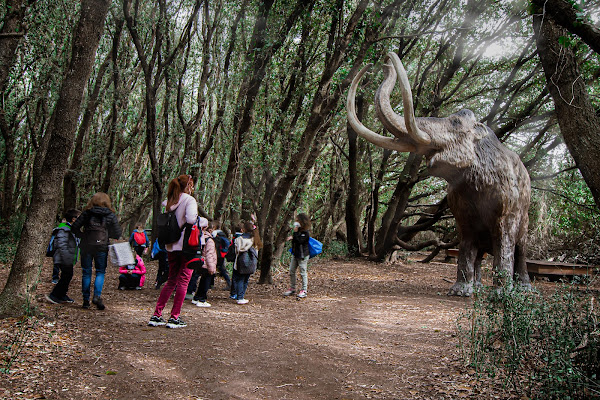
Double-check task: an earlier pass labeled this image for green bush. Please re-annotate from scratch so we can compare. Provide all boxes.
[0,213,25,264]
[321,240,348,258]
[457,282,600,399]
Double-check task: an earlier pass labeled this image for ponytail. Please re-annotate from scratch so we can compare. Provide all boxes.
[166,174,193,210]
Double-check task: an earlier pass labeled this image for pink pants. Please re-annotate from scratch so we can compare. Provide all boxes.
[153,251,194,319]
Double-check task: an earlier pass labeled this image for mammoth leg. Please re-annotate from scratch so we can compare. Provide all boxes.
[448,239,477,297]
[492,233,516,288]
[513,236,532,290]
[473,249,485,290]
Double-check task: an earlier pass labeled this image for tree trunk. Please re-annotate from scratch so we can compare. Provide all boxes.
[531,0,600,55]
[533,14,600,209]
[366,149,391,256]
[345,94,363,256]
[0,0,110,318]
[63,55,111,211]
[373,154,422,261]
[0,0,28,220]
[213,0,309,220]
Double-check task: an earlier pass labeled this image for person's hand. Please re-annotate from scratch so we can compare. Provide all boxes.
[144,248,149,254]
[128,270,133,274]
[287,236,292,241]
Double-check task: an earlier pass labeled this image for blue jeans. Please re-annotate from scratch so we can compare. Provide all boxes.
[81,250,107,301]
[232,272,250,300]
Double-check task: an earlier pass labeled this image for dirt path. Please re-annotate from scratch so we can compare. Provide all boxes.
[2,256,481,399]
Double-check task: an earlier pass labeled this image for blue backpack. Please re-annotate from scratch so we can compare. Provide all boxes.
[46,229,59,257]
[288,237,323,258]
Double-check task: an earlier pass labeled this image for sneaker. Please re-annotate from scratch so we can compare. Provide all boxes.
[297,290,307,298]
[135,286,142,290]
[82,300,90,309]
[283,288,295,296]
[166,317,187,328]
[148,316,167,326]
[229,294,237,300]
[92,296,105,310]
[184,293,194,300]
[195,301,211,308]
[118,286,126,290]
[61,295,75,303]
[51,280,59,285]
[237,299,249,305]
[46,293,63,304]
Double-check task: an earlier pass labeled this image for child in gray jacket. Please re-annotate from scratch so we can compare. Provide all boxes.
[46,209,81,304]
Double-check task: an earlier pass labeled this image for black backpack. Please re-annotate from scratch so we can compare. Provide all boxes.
[157,210,183,247]
[84,215,108,248]
[236,247,258,275]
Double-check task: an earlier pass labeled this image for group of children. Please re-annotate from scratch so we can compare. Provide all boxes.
[45,188,314,329]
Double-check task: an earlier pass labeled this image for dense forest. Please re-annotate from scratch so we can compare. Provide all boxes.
[0,0,599,316]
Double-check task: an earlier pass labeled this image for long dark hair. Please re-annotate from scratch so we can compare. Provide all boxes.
[296,213,311,231]
[166,175,193,210]
[242,221,263,250]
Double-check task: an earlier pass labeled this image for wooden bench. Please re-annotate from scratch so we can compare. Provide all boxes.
[526,259,598,281]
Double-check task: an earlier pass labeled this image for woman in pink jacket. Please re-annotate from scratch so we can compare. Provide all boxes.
[148,175,198,329]
[191,221,218,307]
[118,254,146,289]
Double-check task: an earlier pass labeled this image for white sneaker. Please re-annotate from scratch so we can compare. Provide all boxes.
[195,301,211,308]
[237,299,249,305]
[297,290,307,298]
[191,299,200,305]
[282,288,295,296]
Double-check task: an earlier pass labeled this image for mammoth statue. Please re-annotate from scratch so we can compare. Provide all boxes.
[347,52,531,296]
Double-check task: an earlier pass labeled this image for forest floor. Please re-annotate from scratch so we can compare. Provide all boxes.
[0,253,586,399]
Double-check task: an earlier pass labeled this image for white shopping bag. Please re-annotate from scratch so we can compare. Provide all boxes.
[108,242,135,267]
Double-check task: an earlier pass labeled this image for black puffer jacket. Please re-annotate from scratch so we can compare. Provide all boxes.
[291,230,310,259]
[71,206,122,253]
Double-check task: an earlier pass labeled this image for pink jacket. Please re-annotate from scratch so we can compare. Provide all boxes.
[119,254,147,287]
[202,231,217,275]
[163,193,198,252]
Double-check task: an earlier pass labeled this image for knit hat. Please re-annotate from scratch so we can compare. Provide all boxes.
[198,217,209,228]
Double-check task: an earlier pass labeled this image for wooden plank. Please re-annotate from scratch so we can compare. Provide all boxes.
[445,249,459,258]
[526,260,597,276]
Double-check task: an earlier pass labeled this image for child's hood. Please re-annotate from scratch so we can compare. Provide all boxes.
[235,235,254,252]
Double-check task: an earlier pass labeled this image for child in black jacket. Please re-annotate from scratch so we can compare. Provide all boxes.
[283,213,311,299]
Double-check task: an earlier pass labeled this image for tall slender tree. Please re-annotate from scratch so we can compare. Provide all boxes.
[0,0,110,317]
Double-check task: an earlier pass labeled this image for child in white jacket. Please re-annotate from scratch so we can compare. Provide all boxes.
[231,221,262,304]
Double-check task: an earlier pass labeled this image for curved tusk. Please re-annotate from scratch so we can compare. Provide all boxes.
[386,52,431,145]
[347,65,416,153]
[375,61,409,138]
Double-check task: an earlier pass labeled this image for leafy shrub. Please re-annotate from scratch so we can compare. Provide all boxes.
[457,282,600,399]
[322,240,348,259]
[0,214,25,264]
